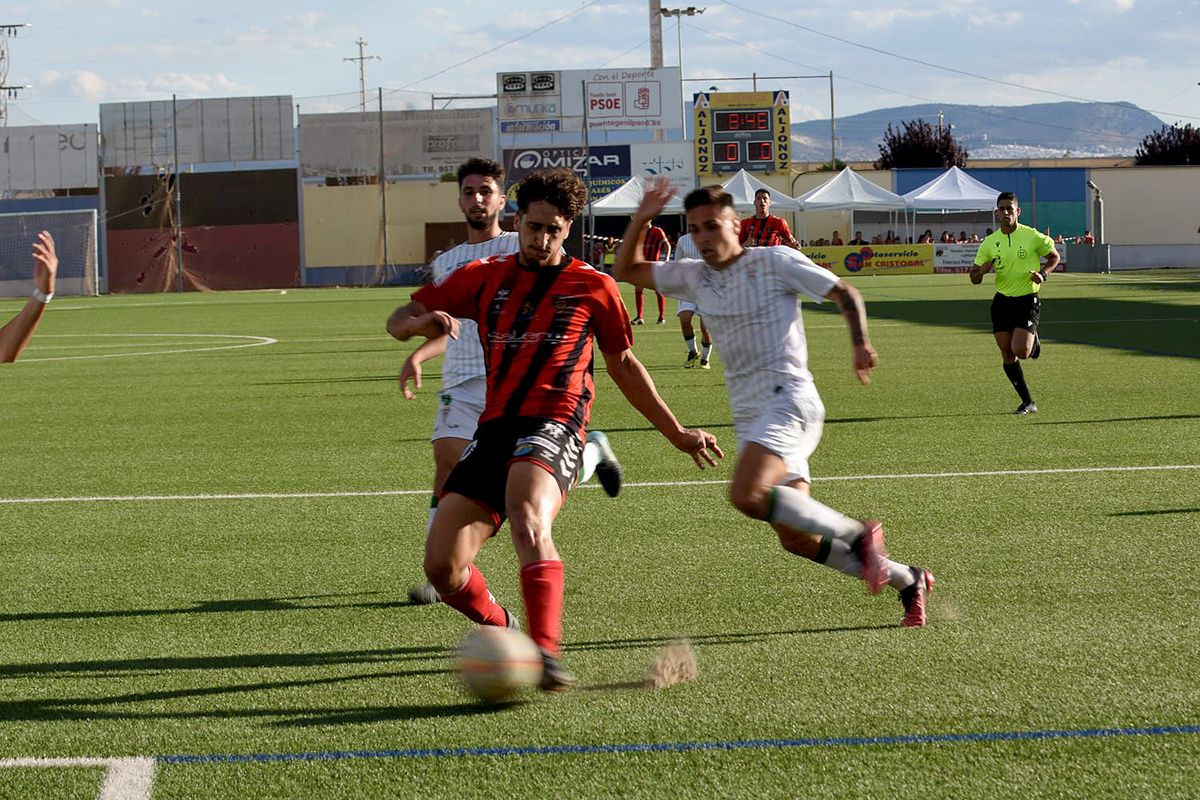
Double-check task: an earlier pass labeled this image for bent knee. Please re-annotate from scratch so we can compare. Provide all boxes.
[729,483,771,519]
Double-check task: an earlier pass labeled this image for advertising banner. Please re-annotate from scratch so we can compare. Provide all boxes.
[932,242,980,273]
[629,142,694,198]
[802,244,934,277]
[0,124,98,190]
[497,67,681,133]
[502,145,631,201]
[300,108,493,177]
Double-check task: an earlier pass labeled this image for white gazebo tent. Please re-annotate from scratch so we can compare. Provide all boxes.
[587,175,686,216]
[719,169,802,213]
[902,166,1002,241]
[795,167,908,242]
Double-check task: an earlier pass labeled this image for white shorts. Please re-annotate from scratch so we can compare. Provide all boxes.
[676,300,699,316]
[735,389,825,484]
[432,376,486,442]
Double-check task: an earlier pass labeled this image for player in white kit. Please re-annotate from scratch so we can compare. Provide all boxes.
[398,158,623,605]
[672,233,714,369]
[615,179,933,627]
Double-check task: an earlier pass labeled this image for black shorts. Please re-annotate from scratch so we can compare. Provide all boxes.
[991,292,1041,334]
[442,417,585,526]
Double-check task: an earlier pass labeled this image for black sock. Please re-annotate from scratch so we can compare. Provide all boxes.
[1003,361,1033,405]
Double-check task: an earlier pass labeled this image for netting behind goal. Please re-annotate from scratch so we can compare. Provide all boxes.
[0,210,99,297]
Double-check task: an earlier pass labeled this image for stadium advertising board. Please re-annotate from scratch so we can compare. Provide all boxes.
[497,67,681,133]
[497,71,564,133]
[803,244,933,277]
[502,145,631,203]
[932,242,979,273]
[100,95,293,168]
[694,91,790,177]
[0,124,98,190]
[630,142,694,198]
[299,109,493,177]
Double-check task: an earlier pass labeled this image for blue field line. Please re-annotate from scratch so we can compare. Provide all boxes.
[159,724,1200,766]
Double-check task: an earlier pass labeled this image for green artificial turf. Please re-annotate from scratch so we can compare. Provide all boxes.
[0,272,1197,798]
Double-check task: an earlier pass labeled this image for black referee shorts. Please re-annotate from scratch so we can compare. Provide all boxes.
[991,292,1041,334]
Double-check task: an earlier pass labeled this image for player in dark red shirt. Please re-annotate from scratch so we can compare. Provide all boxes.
[387,168,722,691]
[739,189,800,249]
[633,223,670,324]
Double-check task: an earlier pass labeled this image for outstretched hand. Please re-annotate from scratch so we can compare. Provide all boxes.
[32,231,58,294]
[637,176,678,221]
[672,428,724,469]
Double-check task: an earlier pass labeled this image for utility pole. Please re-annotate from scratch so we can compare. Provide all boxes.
[0,23,32,127]
[343,37,379,113]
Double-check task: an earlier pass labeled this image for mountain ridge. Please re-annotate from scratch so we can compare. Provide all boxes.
[790,101,1163,161]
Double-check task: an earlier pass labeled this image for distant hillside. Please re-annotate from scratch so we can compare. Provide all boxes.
[790,101,1164,161]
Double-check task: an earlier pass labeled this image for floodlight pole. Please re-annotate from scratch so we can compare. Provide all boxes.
[172,94,184,293]
[660,6,705,137]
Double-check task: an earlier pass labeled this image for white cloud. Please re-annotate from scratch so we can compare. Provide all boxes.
[38,69,251,103]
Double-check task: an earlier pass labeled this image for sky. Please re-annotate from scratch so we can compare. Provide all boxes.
[4,0,1199,131]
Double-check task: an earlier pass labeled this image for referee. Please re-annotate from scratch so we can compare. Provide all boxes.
[970,191,1060,415]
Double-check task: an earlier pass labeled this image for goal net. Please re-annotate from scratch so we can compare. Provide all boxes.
[0,209,99,297]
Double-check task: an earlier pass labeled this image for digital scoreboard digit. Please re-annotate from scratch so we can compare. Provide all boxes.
[694,91,790,177]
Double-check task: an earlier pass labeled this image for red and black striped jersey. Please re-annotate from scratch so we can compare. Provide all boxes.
[413,254,633,431]
[739,215,795,247]
[642,225,669,261]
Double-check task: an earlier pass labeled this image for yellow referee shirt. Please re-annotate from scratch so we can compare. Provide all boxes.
[974,223,1056,297]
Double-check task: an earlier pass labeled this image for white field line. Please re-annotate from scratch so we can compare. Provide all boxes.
[0,756,156,800]
[2,465,1196,506]
[16,333,277,363]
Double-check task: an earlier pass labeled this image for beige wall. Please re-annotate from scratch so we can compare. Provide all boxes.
[1089,166,1200,246]
[303,181,461,267]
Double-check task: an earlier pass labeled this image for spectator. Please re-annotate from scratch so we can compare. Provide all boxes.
[1080,230,1095,245]
[849,231,866,245]
[831,231,845,245]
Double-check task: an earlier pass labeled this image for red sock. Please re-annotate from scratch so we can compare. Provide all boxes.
[440,564,508,627]
[656,292,666,318]
[635,288,645,317]
[520,560,564,655]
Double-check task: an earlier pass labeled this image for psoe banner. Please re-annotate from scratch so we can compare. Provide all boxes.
[802,244,933,277]
[562,67,682,132]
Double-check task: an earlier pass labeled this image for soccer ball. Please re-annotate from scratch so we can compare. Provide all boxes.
[457,625,543,703]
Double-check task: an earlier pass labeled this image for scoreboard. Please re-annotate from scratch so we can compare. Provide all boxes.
[694,91,790,177]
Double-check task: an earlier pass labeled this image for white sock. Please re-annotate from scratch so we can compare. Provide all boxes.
[684,335,697,355]
[819,538,915,589]
[579,440,599,485]
[701,342,713,361]
[769,487,862,542]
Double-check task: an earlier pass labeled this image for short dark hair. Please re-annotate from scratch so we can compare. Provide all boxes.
[684,185,735,213]
[997,191,1017,206]
[754,188,771,199]
[457,157,505,187]
[515,168,588,218]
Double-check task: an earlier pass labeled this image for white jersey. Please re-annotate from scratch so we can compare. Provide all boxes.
[428,232,520,389]
[653,246,839,419]
[673,233,701,261]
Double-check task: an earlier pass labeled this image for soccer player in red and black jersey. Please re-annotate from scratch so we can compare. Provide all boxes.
[739,188,801,249]
[633,223,670,324]
[387,168,722,691]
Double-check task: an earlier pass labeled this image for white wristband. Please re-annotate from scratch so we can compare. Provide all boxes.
[32,289,53,304]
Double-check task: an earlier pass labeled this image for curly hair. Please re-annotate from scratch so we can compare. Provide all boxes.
[516,168,588,219]
[457,157,505,187]
[684,185,736,213]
